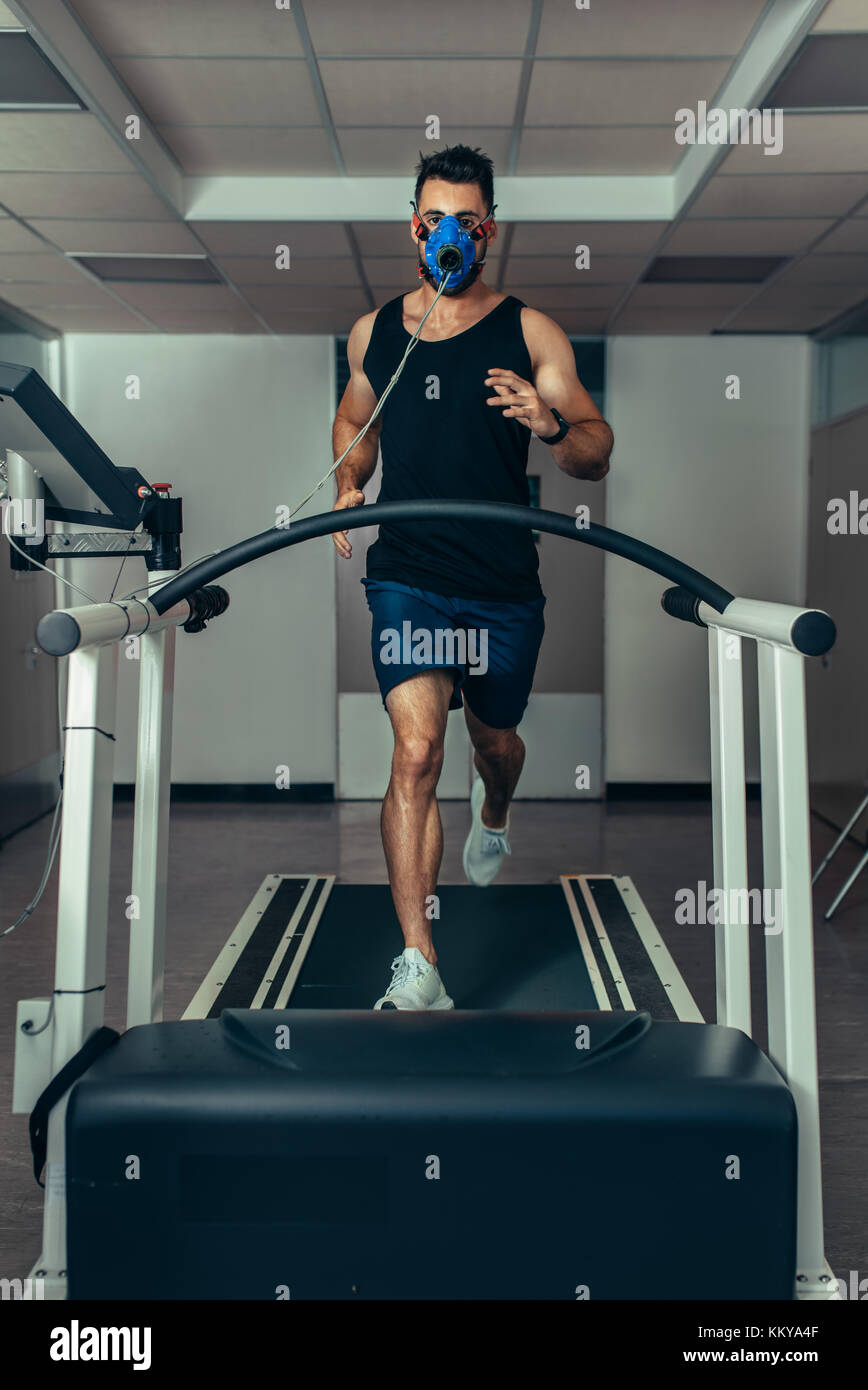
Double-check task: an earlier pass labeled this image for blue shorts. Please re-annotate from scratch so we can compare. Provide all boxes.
[361,578,546,730]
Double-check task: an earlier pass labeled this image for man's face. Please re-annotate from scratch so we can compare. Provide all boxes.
[411,177,496,295]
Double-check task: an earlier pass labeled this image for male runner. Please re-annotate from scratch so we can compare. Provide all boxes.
[331,145,613,1010]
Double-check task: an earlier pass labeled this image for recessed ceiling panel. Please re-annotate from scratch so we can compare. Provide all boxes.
[767,36,868,108]
[0,33,82,108]
[645,256,785,283]
[75,256,219,283]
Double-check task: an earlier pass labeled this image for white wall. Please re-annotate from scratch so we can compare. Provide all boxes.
[605,335,812,783]
[61,334,336,786]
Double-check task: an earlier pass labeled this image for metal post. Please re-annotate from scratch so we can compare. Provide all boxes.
[30,643,118,1299]
[708,626,751,1035]
[757,640,831,1295]
[126,579,177,1029]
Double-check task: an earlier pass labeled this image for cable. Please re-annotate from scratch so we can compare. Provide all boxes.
[2,654,67,938]
[285,274,451,520]
[2,277,455,936]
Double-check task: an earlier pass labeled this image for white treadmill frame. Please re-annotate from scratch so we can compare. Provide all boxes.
[14,584,838,1300]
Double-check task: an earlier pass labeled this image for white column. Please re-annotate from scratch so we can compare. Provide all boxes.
[126,584,177,1028]
[757,640,827,1287]
[33,643,118,1297]
[708,627,751,1034]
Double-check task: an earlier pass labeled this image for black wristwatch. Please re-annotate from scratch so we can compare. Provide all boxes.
[537,407,570,445]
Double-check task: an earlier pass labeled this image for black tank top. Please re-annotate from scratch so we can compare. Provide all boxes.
[362,293,542,602]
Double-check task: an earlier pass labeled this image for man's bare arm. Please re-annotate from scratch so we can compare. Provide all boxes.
[331,311,381,558]
[485,309,613,481]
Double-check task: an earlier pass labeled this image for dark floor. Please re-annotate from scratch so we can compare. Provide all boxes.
[1,796,865,1284]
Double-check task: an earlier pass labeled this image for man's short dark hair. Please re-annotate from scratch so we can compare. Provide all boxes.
[414,144,495,213]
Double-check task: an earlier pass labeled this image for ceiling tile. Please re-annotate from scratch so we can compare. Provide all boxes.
[0,173,175,219]
[0,252,84,282]
[337,127,511,177]
[745,281,866,310]
[306,0,533,55]
[0,217,53,252]
[69,0,305,56]
[504,254,645,285]
[320,59,522,126]
[143,311,262,333]
[516,127,679,174]
[665,218,833,255]
[190,222,352,257]
[813,0,868,29]
[354,223,427,256]
[27,219,201,254]
[525,60,730,126]
[157,126,336,175]
[536,0,766,55]
[111,57,319,125]
[610,308,725,333]
[624,283,759,309]
[548,310,609,334]
[721,304,846,331]
[113,283,240,312]
[0,113,130,173]
[812,219,868,253]
[19,305,152,332]
[509,222,667,256]
[262,312,359,334]
[688,173,868,218]
[242,285,369,312]
[772,252,868,283]
[508,284,623,309]
[0,281,118,308]
[215,256,360,287]
[720,114,868,173]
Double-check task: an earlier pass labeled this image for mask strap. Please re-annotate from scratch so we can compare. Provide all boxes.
[410,202,429,243]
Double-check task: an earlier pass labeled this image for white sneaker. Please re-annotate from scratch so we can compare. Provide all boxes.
[373,947,454,1011]
[462,776,511,887]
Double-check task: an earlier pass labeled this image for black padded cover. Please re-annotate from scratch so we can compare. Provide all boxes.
[65,1010,797,1301]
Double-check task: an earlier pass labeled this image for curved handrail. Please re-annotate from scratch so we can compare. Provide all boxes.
[149,499,735,616]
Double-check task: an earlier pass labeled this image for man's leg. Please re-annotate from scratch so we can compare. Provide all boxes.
[382,668,455,967]
[463,700,525,829]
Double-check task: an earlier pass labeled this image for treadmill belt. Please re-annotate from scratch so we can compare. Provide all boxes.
[290,884,598,1011]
